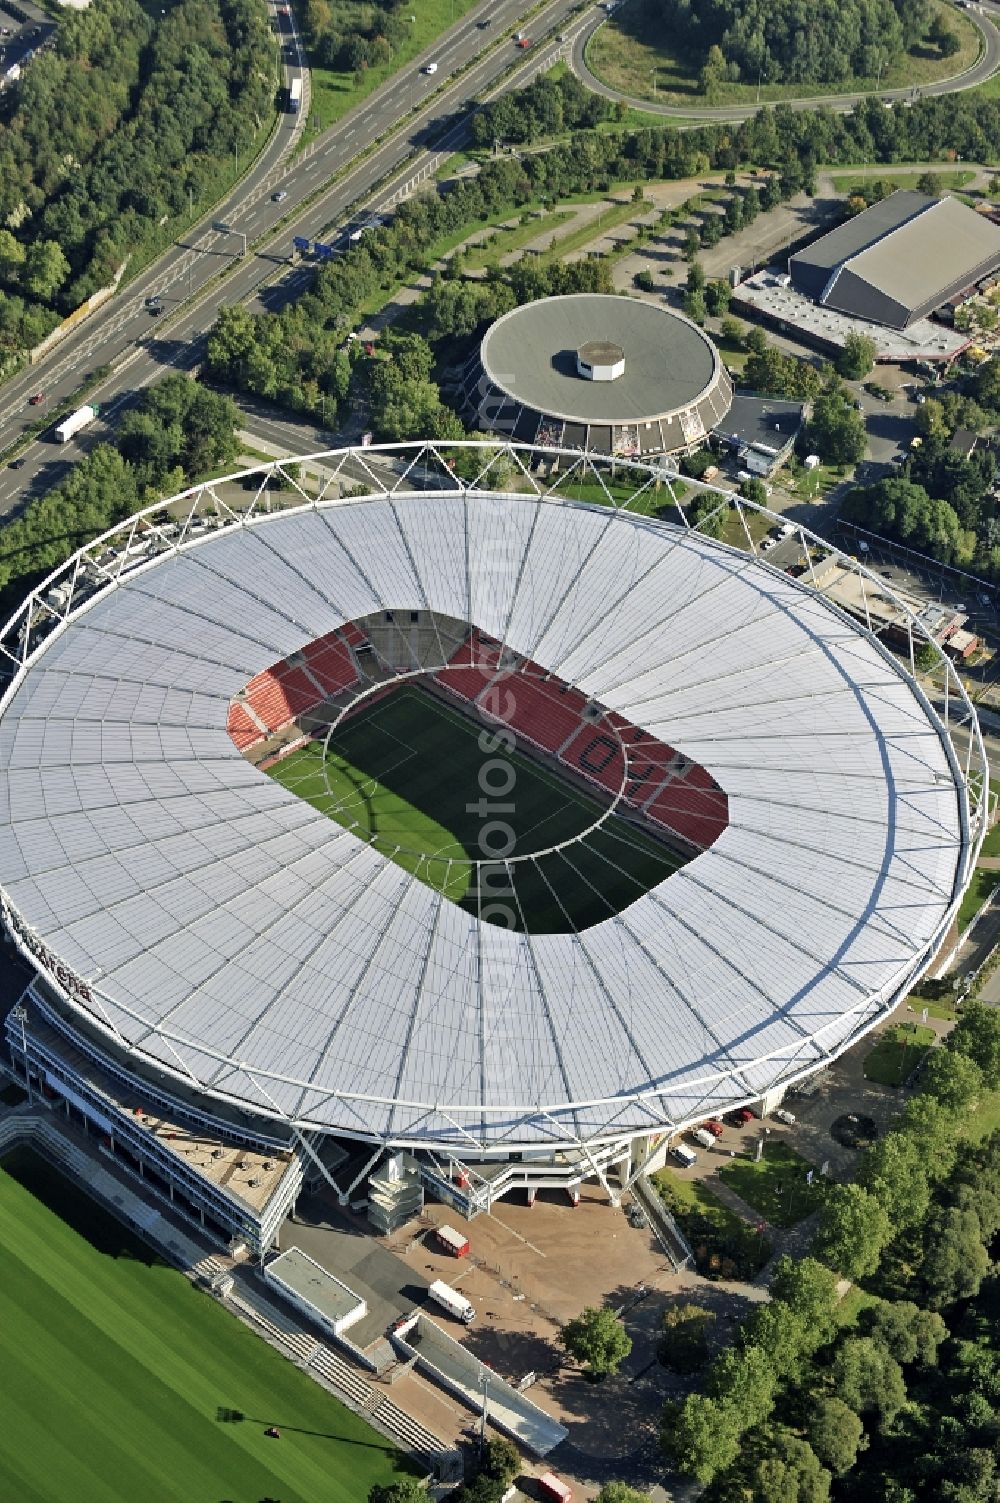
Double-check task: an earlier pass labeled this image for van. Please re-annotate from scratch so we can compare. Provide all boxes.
[670,1143,697,1167]
[427,1279,475,1324]
[423,60,438,73]
[692,1127,716,1150]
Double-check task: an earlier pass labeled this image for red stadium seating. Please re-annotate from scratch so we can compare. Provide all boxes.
[491,665,588,755]
[227,702,263,751]
[437,631,503,703]
[302,632,360,697]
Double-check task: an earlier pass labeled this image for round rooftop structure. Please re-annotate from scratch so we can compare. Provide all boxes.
[0,444,984,1157]
[464,294,732,455]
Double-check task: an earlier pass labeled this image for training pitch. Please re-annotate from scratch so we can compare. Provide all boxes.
[0,1149,415,1503]
[266,683,683,932]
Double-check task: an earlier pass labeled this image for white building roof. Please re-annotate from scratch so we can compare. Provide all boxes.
[0,481,972,1150]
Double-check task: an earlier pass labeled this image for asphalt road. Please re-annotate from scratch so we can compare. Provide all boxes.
[0,0,581,517]
[571,0,1000,120]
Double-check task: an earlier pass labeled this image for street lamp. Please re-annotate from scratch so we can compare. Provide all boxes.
[11,1002,30,1105]
[478,1369,491,1451]
[756,65,765,103]
[650,68,657,99]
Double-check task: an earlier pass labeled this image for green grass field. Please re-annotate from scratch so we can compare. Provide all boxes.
[584,0,981,107]
[0,1149,414,1503]
[717,1140,827,1228]
[267,684,684,932]
[863,1023,936,1086]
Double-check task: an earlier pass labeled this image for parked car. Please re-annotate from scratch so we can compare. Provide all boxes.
[671,1143,698,1167]
[423,60,438,73]
[704,1119,725,1138]
[28,392,44,406]
[729,1107,754,1125]
[271,189,288,202]
[773,1107,796,1126]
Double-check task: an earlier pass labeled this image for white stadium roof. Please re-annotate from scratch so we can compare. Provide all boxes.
[0,446,983,1151]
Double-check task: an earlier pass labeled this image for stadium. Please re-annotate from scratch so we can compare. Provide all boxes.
[459,293,734,456]
[0,442,987,1251]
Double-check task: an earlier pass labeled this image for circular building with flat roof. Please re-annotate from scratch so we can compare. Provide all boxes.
[461,293,733,456]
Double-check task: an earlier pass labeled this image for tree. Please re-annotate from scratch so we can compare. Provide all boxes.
[481,1437,521,1484]
[922,1206,990,1308]
[661,1394,741,1482]
[683,227,701,261]
[369,1482,427,1503]
[745,327,769,357]
[750,1431,832,1503]
[916,398,950,442]
[707,1344,779,1432]
[699,43,727,100]
[928,13,961,55]
[831,1338,907,1429]
[837,331,877,381]
[595,1486,647,1503]
[705,279,732,317]
[862,1301,947,1368]
[916,171,939,196]
[720,315,744,345]
[683,288,707,324]
[808,1396,865,1475]
[859,1131,933,1232]
[561,1306,632,1377]
[948,1001,1000,1084]
[769,1258,840,1340]
[814,1184,892,1279]
[659,1302,715,1372]
[920,1049,984,1112]
[687,259,706,292]
[741,476,768,502]
[804,392,867,465]
[23,239,71,303]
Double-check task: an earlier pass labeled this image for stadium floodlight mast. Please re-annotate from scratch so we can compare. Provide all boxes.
[11,1002,30,1105]
[0,441,987,1174]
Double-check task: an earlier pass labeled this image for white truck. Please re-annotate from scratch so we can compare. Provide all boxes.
[288,75,302,111]
[427,1279,475,1324]
[54,403,99,444]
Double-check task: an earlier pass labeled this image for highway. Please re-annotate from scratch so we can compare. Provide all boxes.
[570,2,1000,120]
[0,0,582,517]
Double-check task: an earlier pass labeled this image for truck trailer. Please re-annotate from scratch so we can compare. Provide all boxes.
[427,1279,475,1324]
[54,403,99,444]
[538,1474,573,1503]
[435,1223,470,1257]
[288,75,302,112]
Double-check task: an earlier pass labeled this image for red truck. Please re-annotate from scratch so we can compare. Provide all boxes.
[538,1474,572,1503]
[435,1223,470,1258]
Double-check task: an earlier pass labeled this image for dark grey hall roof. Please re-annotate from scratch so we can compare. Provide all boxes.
[480,294,719,424]
[790,193,1000,328]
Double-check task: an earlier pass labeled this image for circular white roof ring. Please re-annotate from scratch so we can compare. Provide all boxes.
[0,442,986,1153]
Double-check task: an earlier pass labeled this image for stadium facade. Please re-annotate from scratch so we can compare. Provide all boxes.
[0,443,986,1251]
[460,294,733,456]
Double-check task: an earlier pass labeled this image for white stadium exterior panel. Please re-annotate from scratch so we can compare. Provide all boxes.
[0,446,986,1155]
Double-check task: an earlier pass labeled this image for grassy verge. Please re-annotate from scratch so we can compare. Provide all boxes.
[464,210,574,269]
[294,0,483,135]
[828,168,977,193]
[863,1023,936,1086]
[652,1168,772,1279]
[538,197,644,263]
[0,1147,414,1503]
[552,474,687,517]
[584,0,981,108]
[718,1141,827,1228]
[958,866,1000,931]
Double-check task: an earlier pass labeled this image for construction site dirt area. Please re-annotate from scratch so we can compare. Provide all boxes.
[390,1187,670,1380]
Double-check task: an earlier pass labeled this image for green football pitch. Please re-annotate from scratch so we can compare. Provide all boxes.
[0,1148,416,1503]
[267,684,683,932]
